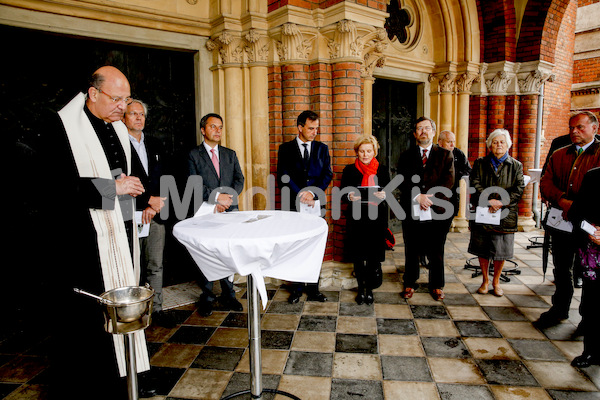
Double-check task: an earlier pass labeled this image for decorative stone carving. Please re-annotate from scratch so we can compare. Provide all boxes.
[385,0,411,43]
[456,72,478,93]
[429,73,457,93]
[485,71,513,94]
[360,28,389,77]
[328,20,361,59]
[245,29,269,63]
[517,70,555,94]
[206,30,246,64]
[276,23,312,61]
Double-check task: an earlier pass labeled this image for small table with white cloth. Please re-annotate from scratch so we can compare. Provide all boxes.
[173,210,328,399]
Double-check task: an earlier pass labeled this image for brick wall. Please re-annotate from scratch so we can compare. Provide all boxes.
[479,0,517,62]
[269,60,367,261]
[539,0,576,166]
[573,58,600,84]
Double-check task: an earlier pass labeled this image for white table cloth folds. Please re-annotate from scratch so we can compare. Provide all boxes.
[173,210,328,309]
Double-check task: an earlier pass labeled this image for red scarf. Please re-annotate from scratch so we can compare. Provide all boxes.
[355,158,379,186]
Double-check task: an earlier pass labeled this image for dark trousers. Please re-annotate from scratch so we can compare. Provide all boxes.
[580,278,600,357]
[402,219,449,290]
[198,271,236,302]
[549,231,579,317]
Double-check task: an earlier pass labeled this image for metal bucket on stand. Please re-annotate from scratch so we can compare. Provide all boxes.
[102,284,154,400]
[75,285,154,400]
[100,284,154,334]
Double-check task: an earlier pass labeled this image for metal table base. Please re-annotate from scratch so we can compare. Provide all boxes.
[222,275,301,400]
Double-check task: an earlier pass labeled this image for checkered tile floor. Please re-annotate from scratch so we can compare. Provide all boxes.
[1,230,599,399]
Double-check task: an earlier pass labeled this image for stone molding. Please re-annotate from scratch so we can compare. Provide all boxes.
[471,61,555,96]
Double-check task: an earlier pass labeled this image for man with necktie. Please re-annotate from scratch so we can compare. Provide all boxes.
[188,113,245,316]
[536,111,600,328]
[277,110,333,303]
[397,116,454,301]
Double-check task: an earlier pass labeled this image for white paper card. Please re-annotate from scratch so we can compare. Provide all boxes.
[135,211,150,238]
[300,200,321,215]
[546,207,573,232]
[412,204,432,221]
[475,206,501,225]
[581,220,596,235]
[194,202,217,217]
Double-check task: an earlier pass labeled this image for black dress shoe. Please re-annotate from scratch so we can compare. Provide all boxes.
[138,372,158,398]
[571,353,600,368]
[364,290,374,305]
[288,292,302,304]
[307,292,327,302]
[533,310,568,329]
[219,296,243,311]
[355,292,366,305]
[139,384,157,398]
[196,298,213,317]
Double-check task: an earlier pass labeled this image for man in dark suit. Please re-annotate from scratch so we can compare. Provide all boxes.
[125,99,175,328]
[188,113,245,316]
[277,110,333,303]
[397,117,454,301]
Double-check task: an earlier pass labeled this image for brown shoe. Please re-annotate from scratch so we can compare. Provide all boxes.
[401,287,415,299]
[431,289,445,301]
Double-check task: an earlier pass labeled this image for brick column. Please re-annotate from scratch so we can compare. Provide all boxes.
[331,61,363,261]
[516,93,539,228]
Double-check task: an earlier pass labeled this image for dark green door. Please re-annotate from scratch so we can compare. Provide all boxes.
[372,79,418,232]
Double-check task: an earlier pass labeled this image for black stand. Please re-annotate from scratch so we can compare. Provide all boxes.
[221,275,301,400]
[527,236,544,249]
[464,257,521,282]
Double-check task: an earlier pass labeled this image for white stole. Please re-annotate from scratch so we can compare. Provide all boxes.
[58,93,149,376]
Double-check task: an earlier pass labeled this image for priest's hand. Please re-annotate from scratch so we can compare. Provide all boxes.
[115,173,145,197]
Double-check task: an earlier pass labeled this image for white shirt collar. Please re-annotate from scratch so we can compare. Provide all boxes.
[577,139,594,153]
[203,141,219,158]
[296,137,312,152]
[419,143,433,156]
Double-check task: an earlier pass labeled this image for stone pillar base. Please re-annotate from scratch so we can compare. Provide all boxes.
[518,217,537,232]
[452,216,470,232]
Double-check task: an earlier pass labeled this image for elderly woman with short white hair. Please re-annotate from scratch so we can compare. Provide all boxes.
[468,129,525,297]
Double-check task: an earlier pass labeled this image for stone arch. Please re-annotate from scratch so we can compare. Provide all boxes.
[477,0,517,62]
[517,0,571,63]
[421,0,481,64]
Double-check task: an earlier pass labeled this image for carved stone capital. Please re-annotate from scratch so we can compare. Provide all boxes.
[456,72,478,93]
[328,20,361,60]
[485,71,514,95]
[360,28,389,77]
[207,30,246,64]
[517,70,555,94]
[276,23,312,62]
[429,73,457,93]
[245,29,270,63]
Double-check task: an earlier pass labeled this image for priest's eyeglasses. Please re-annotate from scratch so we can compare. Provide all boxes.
[96,88,133,105]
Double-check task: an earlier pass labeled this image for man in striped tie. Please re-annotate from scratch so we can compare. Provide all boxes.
[396,116,455,301]
[187,113,245,316]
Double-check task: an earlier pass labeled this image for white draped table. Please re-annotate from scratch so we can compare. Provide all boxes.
[173,210,328,399]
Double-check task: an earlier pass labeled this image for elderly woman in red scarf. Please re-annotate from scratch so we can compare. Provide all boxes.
[340,135,390,304]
